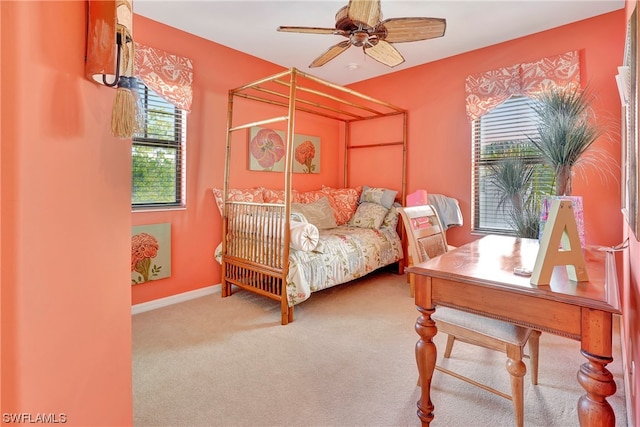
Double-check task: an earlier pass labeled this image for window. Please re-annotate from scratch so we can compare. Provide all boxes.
[132,83,186,209]
[471,96,554,235]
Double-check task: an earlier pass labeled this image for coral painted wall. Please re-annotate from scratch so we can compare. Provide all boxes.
[1,0,4,410]
[130,15,282,305]
[134,9,635,422]
[351,10,625,249]
[1,1,132,424]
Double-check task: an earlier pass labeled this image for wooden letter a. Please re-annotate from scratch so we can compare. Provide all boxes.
[530,199,589,286]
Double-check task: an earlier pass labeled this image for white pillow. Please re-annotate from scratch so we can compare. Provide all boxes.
[289,220,319,252]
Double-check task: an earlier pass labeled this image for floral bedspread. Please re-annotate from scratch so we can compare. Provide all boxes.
[285,226,403,306]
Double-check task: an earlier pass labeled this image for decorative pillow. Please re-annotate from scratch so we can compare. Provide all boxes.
[212,187,265,214]
[297,189,344,223]
[262,188,300,204]
[291,197,337,229]
[321,186,361,225]
[297,189,328,204]
[289,220,319,252]
[348,202,389,229]
[380,203,400,230]
[359,186,398,209]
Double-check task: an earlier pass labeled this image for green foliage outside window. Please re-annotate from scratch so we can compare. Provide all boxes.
[132,145,178,204]
[132,84,184,208]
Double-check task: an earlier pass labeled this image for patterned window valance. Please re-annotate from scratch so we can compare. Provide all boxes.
[465,50,580,122]
[134,43,193,112]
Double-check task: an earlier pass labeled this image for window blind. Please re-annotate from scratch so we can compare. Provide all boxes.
[132,84,186,208]
[472,96,555,234]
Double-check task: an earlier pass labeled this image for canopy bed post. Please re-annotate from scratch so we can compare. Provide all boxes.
[402,111,408,205]
[221,90,235,298]
[343,123,350,188]
[281,69,299,325]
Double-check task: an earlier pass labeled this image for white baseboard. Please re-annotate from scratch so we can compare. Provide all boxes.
[132,284,220,315]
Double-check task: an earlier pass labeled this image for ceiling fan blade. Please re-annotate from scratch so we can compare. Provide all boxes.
[364,40,405,67]
[348,0,381,28]
[310,40,351,68]
[277,26,344,36]
[381,18,446,43]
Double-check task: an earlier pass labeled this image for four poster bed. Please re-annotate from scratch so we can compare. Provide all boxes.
[218,68,408,324]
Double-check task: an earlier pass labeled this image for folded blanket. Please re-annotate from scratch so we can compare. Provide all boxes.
[290,220,319,252]
[428,194,463,230]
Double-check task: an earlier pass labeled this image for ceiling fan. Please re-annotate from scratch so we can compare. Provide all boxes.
[277,0,446,68]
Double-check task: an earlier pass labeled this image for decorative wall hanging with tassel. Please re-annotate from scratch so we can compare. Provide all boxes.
[86,0,139,139]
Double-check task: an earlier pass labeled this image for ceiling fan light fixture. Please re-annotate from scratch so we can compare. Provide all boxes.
[350,31,369,46]
[278,0,446,68]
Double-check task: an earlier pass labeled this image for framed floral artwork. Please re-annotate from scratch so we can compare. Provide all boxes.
[247,126,320,173]
[131,223,171,285]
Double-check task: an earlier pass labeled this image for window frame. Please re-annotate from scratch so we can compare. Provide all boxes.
[471,95,554,235]
[131,83,187,210]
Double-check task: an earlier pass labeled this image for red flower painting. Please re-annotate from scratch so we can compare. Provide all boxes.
[131,232,161,284]
[249,128,285,170]
[295,140,316,173]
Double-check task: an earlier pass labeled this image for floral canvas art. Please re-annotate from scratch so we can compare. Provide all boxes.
[248,126,320,173]
[131,223,171,284]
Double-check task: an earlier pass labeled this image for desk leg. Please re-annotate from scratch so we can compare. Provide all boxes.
[577,350,616,427]
[415,306,437,427]
[577,309,617,427]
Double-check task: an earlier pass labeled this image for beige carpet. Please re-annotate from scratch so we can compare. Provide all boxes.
[132,270,627,427]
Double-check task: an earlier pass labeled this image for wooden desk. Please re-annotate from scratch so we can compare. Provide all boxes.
[407,234,621,427]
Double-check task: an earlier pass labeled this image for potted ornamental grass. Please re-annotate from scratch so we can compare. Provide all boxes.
[528,85,616,245]
[488,147,550,238]
[527,85,606,197]
[488,85,613,239]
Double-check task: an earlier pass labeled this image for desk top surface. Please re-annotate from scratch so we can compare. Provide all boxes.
[407,234,620,313]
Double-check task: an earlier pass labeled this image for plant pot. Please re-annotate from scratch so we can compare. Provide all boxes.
[538,195,586,248]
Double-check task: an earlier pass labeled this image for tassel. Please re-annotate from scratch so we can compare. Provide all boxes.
[110,21,137,139]
[111,76,138,138]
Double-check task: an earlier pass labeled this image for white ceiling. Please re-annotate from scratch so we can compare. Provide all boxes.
[134,0,624,86]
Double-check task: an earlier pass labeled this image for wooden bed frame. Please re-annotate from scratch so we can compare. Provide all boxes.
[221,68,408,324]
